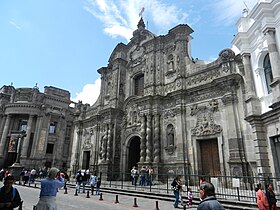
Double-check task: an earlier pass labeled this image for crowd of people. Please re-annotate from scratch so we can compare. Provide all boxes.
[130,165,153,186]
[0,166,279,210]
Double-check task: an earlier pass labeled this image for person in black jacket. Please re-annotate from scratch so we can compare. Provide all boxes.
[0,175,22,210]
[197,181,224,210]
[171,176,182,208]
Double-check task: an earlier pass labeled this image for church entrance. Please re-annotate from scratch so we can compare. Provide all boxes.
[200,138,220,176]
[82,151,90,170]
[128,136,141,172]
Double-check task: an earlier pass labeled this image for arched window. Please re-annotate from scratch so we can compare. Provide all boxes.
[263,54,273,94]
[134,74,144,96]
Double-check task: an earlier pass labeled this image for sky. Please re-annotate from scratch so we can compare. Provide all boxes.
[0,0,259,105]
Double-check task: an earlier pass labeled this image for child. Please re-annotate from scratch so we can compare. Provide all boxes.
[187,188,193,207]
[96,177,101,195]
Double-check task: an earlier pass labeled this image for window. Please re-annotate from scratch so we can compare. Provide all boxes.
[18,120,27,132]
[46,143,54,154]
[49,122,57,134]
[134,74,144,96]
[263,54,273,94]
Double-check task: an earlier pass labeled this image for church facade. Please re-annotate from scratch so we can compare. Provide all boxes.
[69,16,266,179]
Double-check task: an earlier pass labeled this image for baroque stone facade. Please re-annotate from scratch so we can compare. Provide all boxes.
[69,16,272,179]
[0,85,75,170]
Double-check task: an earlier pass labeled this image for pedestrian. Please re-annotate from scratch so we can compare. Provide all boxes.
[139,166,146,186]
[75,170,83,193]
[89,172,97,195]
[187,187,193,207]
[95,177,101,195]
[197,181,225,210]
[0,169,4,182]
[29,168,36,184]
[34,167,64,210]
[130,166,138,186]
[171,175,182,208]
[0,175,22,210]
[256,183,269,210]
[179,182,186,206]
[81,170,87,193]
[266,183,278,210]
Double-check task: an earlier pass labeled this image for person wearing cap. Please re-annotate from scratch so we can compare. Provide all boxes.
[198,181,225,210]
[0,175,22,210]
[34,167,64,210]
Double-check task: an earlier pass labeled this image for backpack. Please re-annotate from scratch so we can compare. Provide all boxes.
[0,186,16,200]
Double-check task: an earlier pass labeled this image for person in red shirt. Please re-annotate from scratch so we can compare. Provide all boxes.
[256,183,269,210]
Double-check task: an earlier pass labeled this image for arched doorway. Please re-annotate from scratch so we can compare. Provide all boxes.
[128,136,141,172]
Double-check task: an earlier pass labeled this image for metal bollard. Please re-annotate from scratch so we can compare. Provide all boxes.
[64,187,68,194]
[155,200,160,210]
[133,198,138,207]
[74,189,78,196]
[28,183,30,187]
[34,183,37,188]
[114,195,119,204]
[99,193,103,201]
[86,190,90,198]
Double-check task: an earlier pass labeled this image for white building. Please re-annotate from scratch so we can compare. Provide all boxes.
[232,0,280,176]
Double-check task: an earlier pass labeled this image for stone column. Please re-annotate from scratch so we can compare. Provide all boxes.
[242,53,261,116]
[263,28,280,80]
[263,28,280,102]
[145,115,152,163]
[242,53,256,97]
[21,115,34,158]
[153,114,160,163]
[0,114,11,157]
[31,115,43,158]
[101,125,108,162]
[106,124,112,163]
[0,115,7,143]
[140,114,146,163]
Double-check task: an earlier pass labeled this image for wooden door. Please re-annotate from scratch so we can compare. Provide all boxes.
[200,139,220,176]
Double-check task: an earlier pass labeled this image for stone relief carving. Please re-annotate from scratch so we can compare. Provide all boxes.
[126,104,141,126]
[186,69,221,87]
[219,48,235,62]
[166,54,176,77]
[191,105,222,137]
[129,45,146,67]
[163,108,176,119]
[164,124,176,155]
[82,128,93,150]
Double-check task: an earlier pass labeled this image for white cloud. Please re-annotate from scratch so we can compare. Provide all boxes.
[9,20,21,30]
[84,0,189,41]
[213,0,259,25]
[72,78,101,105]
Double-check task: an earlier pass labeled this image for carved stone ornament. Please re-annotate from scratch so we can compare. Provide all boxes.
[219,48,235,62]
[164,144,177,155]
[191,106,222,136]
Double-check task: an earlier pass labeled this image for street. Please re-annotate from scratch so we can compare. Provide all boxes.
[10,184,197,210]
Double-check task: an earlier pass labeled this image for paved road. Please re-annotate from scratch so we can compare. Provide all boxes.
[9,184,197,210]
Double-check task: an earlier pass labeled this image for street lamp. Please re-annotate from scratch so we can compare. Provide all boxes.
[9,130,26,181]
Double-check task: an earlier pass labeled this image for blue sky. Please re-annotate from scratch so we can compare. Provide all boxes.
[0,0,258,105]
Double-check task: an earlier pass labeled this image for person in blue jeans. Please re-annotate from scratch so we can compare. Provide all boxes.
[171,176,182,208]
[96,177,101,195]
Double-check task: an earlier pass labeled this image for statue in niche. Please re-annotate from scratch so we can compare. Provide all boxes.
[167,124,175,146]
[167,54,174,72]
